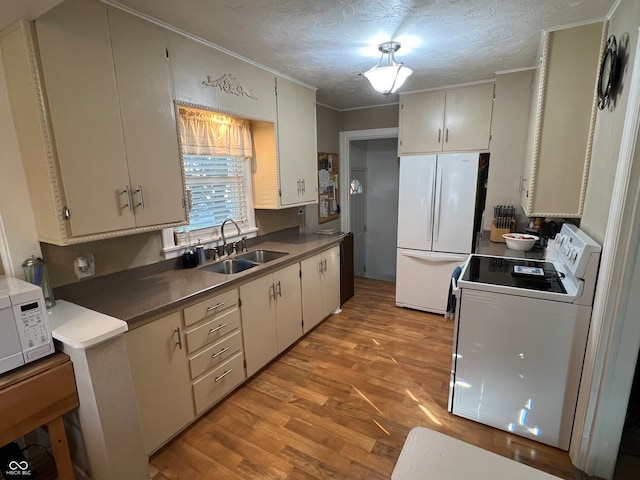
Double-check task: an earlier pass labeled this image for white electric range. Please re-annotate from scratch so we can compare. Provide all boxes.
[447,224,601,450]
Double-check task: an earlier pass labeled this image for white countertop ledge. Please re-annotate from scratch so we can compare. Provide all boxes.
[47,299,128,349]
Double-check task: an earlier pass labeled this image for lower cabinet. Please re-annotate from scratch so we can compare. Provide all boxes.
[126,288,245,455]
[125,246,340,454]
[240,262,302,377]
[183,288,246,415]
[125,311,194,455]
[301,245,340,332]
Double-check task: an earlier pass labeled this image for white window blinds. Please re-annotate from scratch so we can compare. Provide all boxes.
[180,155,249,231]
[176,106,253,233]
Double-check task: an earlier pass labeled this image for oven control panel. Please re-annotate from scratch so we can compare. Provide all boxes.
[554,224,601,279]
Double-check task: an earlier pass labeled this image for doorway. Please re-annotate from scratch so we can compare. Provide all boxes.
[341,130,399,282]
[350,167,366,276]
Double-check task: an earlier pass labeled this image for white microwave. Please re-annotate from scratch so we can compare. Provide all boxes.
[0,275,55,375]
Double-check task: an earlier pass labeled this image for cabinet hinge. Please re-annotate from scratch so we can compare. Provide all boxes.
[279,189,282,197]
[166,48,169,59]
[401,103,404,111]
[299,269,302,278]
[62,207,71,220]
[364,225,367,233]
[238,298,242,308]
[363,265,366,273]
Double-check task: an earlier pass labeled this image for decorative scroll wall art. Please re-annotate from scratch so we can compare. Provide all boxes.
[202,74,257,100]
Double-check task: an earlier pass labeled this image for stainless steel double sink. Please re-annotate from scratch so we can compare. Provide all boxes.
[200,249,288,274]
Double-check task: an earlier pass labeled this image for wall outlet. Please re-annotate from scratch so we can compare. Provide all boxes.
[74,253,95,279]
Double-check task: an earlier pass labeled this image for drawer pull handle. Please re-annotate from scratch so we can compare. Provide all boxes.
[209,323,228,334]
[215,369,232,382]
[212,346,230,358]
[207,301,226,312]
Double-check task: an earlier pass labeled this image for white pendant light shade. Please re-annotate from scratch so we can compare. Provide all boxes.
[360,41,413,96]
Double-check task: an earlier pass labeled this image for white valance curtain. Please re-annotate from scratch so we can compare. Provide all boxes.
[178,107,253,158]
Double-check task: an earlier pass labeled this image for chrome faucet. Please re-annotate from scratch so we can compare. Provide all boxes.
[221,218,241,255]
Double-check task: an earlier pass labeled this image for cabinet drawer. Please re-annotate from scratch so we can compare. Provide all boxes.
[183,289,238,327]
[185,308,240,354]
[193,352,245,415]
[189,330,243,379]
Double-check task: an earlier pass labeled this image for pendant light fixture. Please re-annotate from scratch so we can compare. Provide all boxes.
[360,41,413,96]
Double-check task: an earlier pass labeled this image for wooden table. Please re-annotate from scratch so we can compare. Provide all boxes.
[0,352,79,479]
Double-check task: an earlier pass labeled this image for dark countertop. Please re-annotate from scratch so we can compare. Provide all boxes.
[475,230,546,260]
[54,230,344,330]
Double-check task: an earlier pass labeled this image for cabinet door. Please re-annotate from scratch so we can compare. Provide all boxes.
[240,274,278,377]
[443,84,494,152]
[398,91,445,154]
[274,263,303,352]
[301,253,324,333]
[108,10,186,228]
[125,312,194,455]
[523,23,604,217]
[277,77,318,206]
[36,0,134,236]
[321,246,341,318]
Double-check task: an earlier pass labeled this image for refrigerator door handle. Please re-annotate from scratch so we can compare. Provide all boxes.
[433,166,443,242]
[426,163,436,242]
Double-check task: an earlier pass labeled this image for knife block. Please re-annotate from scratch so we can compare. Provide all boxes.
[490,218,515,242]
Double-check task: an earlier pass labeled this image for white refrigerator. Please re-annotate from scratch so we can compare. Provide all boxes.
[395,153,479,314]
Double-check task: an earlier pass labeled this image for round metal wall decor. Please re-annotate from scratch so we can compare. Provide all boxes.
[598,35,621,110]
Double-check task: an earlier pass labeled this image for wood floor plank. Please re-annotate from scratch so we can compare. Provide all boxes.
[151,278,588,480]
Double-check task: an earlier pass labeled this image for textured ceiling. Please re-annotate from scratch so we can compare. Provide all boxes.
[2,0,616,110]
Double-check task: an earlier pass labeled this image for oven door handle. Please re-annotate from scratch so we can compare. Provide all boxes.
[451,275,460,298]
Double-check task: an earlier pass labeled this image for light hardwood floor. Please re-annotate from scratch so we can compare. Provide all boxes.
[150,277,589,480]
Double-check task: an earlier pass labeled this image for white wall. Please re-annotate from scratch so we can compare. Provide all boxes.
[483,69,534,231]
[580,0,640,244]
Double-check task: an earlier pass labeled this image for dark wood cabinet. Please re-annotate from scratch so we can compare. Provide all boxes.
[340,233,354,305]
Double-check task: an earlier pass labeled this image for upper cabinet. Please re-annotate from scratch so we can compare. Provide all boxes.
[168,33,276,122]
[0,0,187,244]
[398,83,494,155]
[521,22,606,218]
[252,76,318,209]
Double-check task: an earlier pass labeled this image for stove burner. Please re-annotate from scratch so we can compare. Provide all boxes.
[463,256,567,294]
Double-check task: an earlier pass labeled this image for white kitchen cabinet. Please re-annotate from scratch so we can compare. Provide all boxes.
[240,262,302,376]
[108,9,186,228]
[252,76,318,208]
[521,22,605,218]
[301,246,340,333]
[125,312,194,455]
[398,83,494,155]
[0,0,186,245]
[182,288,245,414]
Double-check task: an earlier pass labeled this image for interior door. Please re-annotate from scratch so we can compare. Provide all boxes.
[350,167,366,276]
